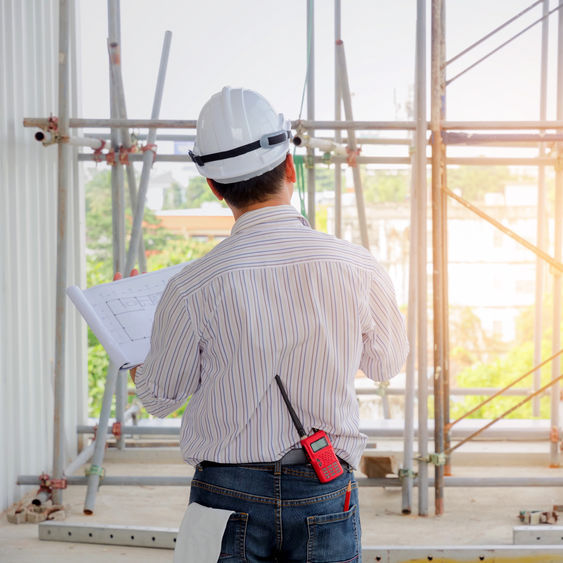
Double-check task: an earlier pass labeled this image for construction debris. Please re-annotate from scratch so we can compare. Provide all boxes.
[518,510,558,525]
[6,500,70,524]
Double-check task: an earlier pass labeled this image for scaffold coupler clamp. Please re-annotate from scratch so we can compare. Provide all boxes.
[416,452,446,466]
[346,146,361,167]
[551,425,560,444]
[85,464,105,489]
[112,421,122,439]
[375,381,390,397]
[38,472,67,497]
[556,151,563,173]
[398,467,417,481]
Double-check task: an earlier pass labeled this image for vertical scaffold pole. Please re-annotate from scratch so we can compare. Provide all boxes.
[108,0,125,274]
[83,363,120,514]
[107,0,127,451]
[416,0,429,518]
[551,0,563,468]
[334,0,342,238]
[533,0,549,417]
[335,41,370,250]
[431,0,445,515]
[440,0,451,479]
[402,135,417,515]
[125,31,172,274]
[52,0,71,506]
[307,0,316,229]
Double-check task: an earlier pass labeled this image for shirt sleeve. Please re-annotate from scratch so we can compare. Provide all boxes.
[134,278,201,417]
[359,262,409,382]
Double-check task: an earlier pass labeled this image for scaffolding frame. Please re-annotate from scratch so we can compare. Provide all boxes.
[19,0,563,520]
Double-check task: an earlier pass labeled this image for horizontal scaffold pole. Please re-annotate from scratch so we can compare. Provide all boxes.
[18,474,563,487]
[25,117,563,131]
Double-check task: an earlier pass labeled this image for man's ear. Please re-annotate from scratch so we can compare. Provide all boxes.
[207,178,224,201]
[285,153,296,184]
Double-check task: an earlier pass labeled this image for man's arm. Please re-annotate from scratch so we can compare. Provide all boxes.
[134,279,201,417]
[360,263,409,382]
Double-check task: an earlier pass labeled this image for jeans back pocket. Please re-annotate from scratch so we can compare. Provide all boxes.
[306,504,359,563]
[219,512,248,561]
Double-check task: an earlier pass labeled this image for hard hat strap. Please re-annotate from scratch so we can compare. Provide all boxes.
[189,130,291,167]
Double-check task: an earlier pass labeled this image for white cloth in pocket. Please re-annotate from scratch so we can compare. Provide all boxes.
[173,502,234,562]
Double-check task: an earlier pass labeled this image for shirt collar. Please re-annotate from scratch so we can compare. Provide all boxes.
[231,205,310,236]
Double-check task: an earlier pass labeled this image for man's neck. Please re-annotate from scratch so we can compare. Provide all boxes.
[231,197,290,221]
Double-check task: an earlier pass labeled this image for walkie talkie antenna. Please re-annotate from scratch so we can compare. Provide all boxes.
[275,375,307,438]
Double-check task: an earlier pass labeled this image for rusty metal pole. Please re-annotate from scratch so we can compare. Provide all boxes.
[431,0,445,515]
[440,0,451,480]
[551,0,563,468]
[52,0,71,506]
[533,0,550,418]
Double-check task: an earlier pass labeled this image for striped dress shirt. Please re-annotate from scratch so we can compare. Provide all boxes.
[135,205,408,468]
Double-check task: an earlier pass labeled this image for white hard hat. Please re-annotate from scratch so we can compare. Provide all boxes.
[189,86,292,184]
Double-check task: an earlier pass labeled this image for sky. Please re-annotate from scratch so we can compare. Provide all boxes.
[76,0,561,181]
[77,1,560,122]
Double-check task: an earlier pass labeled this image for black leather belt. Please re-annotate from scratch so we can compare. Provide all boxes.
[201,448,350,469]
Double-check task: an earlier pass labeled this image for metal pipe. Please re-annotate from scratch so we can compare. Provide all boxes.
[356,386,533,396]
[443,132,563,143]
[335,40,370,249]
[533,0,550,417]
[108,1,125,274]
[415,0,429,518]
[107,36,147,272]
[440,0,451,480]
[402,138,417,515]
[334,0,342,238]
[306,0,316,228]
[115,372,126,450]
[26,117,563,131]
[78,153,563,166]
[64,442,95,476]
[431,0,445,516]
[34,131,104,148]
[18,474,563,488]
[83,363,120,514]
[52,0,71,507]
[124,31,172,274]
[445,373,563,456]
[446,3,563,86]
[445,0,543,67]
[552,0,563,468]
[444,187,563,273]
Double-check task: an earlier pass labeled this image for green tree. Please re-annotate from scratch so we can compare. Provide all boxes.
[85,170,219,418]
[447,165,513,201]
[162,181,186,209]
[362,168,409,203]
[185,176,227,208]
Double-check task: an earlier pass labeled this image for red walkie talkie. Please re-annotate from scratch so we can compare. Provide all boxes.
[275,375,343,483]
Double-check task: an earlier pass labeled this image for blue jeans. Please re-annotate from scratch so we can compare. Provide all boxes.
[189,460,361,562]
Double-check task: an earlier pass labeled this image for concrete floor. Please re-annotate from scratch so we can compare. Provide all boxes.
[2,442,563,562]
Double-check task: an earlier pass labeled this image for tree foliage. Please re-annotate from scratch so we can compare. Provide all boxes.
[447,165,513,201]
[85,170,218,417]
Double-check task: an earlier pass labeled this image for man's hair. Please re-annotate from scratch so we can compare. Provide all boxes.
[210,158,287,208]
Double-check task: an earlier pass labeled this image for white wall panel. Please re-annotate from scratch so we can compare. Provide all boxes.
[0,0,86,511]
